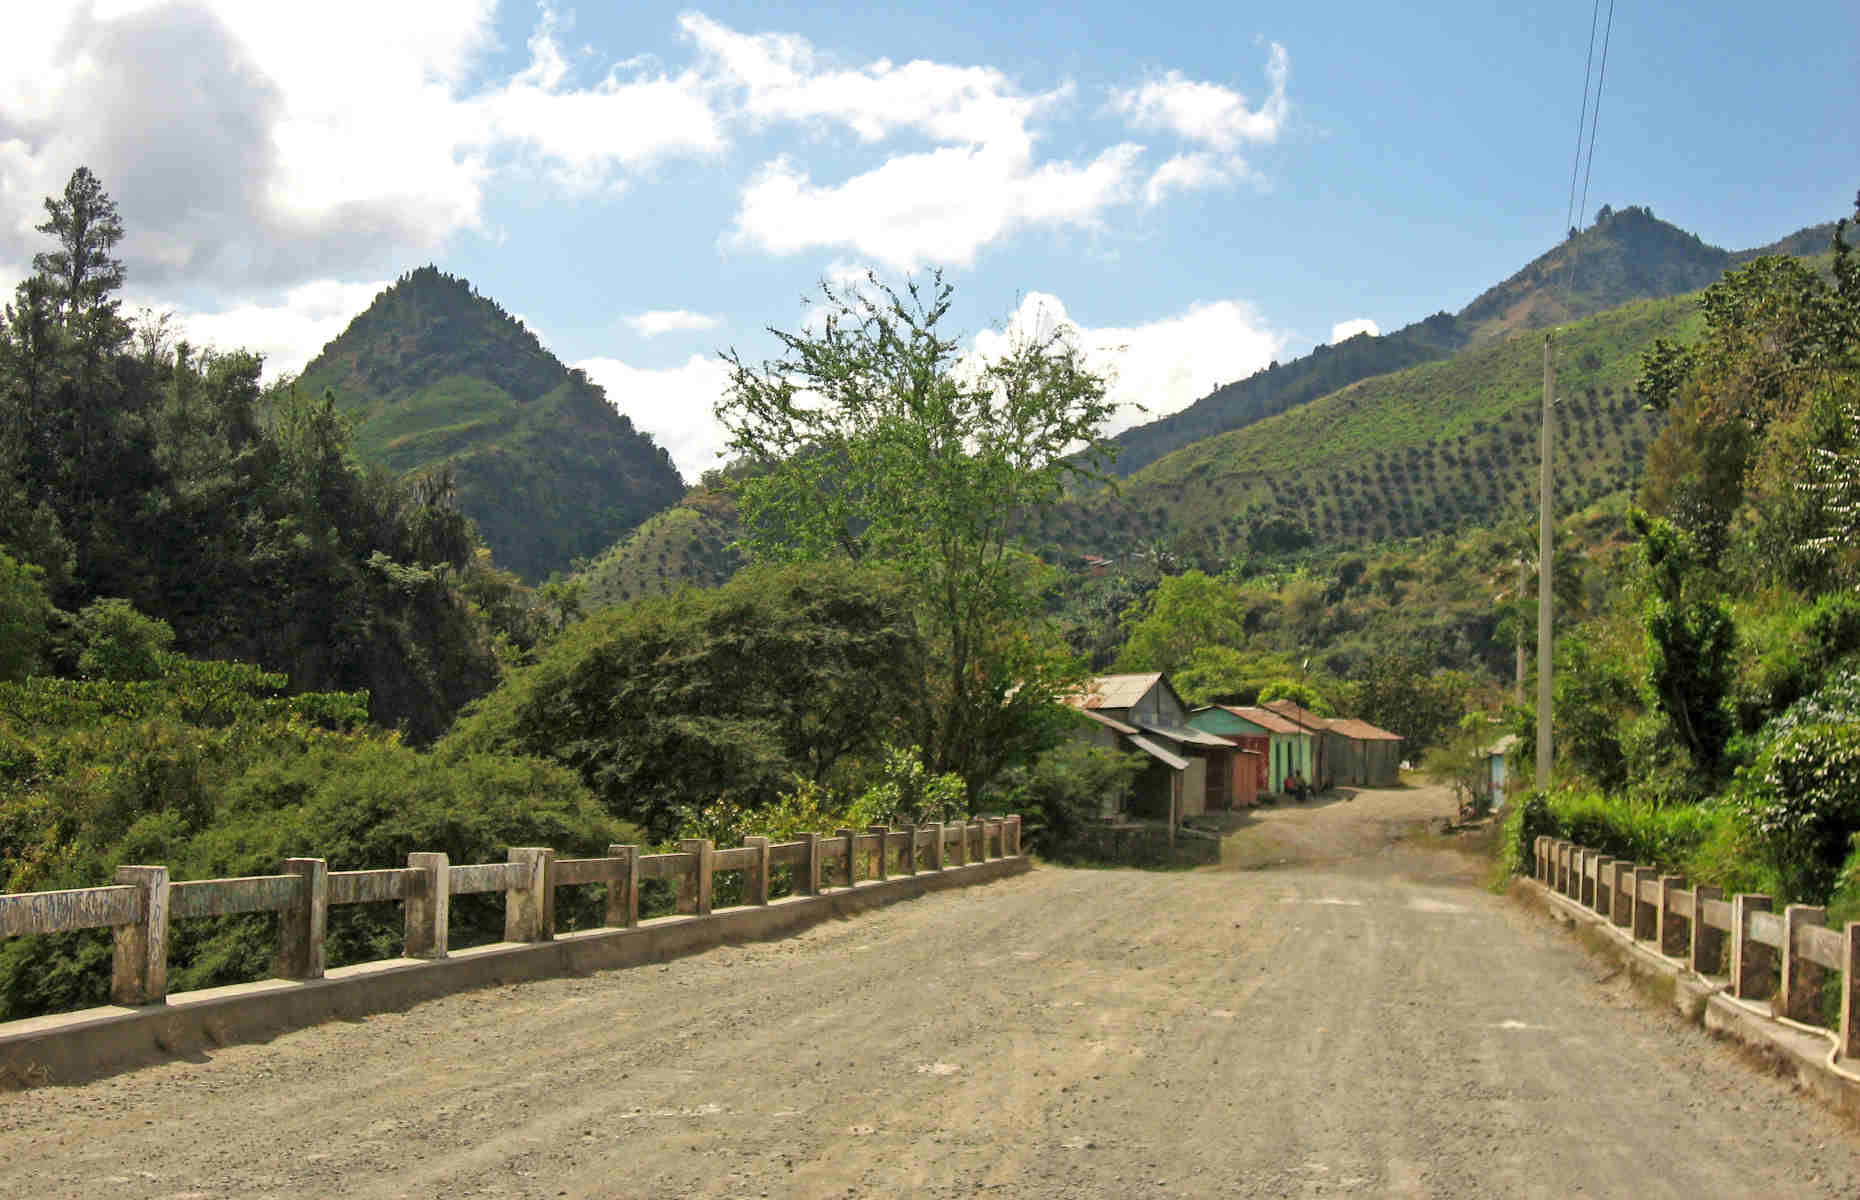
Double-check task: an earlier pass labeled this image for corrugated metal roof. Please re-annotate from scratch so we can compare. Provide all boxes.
[1126,734,1190,771]
[1137,722,1237,749]
[1069,673,1165,711]
[1263,699,1330,731]
[1075,708,1140,736]
[1327,717,1403,741]
[1222,705,1308,735]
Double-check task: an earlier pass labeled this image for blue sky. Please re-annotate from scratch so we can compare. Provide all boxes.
[1,2,1851,480]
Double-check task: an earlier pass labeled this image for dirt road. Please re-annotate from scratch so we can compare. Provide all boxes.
[4,784,1858,1197]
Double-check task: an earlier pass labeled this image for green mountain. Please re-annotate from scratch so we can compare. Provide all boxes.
[1101,207,1830,480]
[1037,291,1699,565]
[295,267,686,580]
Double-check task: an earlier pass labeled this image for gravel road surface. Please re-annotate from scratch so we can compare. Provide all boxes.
[3,784,1857,1197]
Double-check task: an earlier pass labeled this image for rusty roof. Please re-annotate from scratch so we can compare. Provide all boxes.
[1262,699,1331,731]
[1066,673,1167,712]
[1325,717,1403,741]
[1220,705,1308,735]
[1073,707,1140,736]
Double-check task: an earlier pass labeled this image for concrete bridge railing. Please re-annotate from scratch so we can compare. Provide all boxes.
[0,816,1022,1009]
[1533,835,1859,1055]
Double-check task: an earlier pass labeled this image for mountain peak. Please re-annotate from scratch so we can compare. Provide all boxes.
[297,269,685,581]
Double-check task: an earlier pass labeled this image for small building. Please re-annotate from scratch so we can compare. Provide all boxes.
[1261,699,1337,790]
[1065,673,1236,822]
[1189,704,1312,796]
[1324,718,1405,787]
[1482,734,1520,809]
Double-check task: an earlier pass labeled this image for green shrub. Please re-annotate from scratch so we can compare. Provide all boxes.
[988,742,1144,853]
[1734,720,1860,903]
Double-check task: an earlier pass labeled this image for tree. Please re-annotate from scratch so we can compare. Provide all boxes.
[444,563,923,840]
[1113,570,1246,674]
[33,167,126,328]
[717,272,1117,794]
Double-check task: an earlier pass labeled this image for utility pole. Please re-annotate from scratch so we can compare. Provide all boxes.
[1535,333,1555,791]
[1515,557,1527,705]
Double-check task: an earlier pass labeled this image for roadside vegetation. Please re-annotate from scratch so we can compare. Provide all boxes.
[1503,207,1860,925]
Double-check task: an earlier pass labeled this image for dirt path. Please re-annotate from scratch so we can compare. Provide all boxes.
[4,784,1858,1197]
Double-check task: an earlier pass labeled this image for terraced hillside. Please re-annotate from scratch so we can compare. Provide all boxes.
[1034,292,1702,560]
[1100,208,1837,480]
[295,268,686,581]
[576,487,744,607]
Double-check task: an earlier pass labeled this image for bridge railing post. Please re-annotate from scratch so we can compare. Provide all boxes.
[927,822,945,871]
[1691,884,1725,975]
[1008,814,1021,856]
[404,851,449,958]
[604,844,638,928]
[950,820,967,867]
[677,839,713,915]
[277,857,328,980]
[1611,862,1636,930]
[1781,904,1828,1023]
[505,847,555,942]
[1591,857,1612,918]
[744,837,771,906]
[1632,866,1658,941]
[798,832,821,896]
[834,828,857,888]
[1657,875,1688,959]
[1843,924,1860,1061]
[867,825,889,881]
[110,865,169,1006]
[1732,893,1774,1001]
[900,823,918,875]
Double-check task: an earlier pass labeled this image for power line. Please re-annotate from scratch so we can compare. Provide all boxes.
[1576,0,1618,232]
[1564,0,1604,236]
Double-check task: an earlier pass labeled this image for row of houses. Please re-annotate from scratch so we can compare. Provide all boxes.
[1062,673,1403,827]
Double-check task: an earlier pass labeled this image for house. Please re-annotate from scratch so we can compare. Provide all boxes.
[1188,704,1312,796]
[1324,718,1405,787]
[1261,699,1337,790]
[1482,734,1520,809]
[1065,673,1237,822]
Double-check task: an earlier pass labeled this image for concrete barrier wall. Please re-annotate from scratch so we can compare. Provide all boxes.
[1531,835,1857,1051]
[0,815,1024,1084]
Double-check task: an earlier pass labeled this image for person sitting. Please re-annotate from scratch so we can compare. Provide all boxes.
[1285,770,1310,803]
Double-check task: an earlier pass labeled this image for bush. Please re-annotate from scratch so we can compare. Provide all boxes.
[1734,720,1860,903]
[988,742,1144,853]
[1500,787,1729,883]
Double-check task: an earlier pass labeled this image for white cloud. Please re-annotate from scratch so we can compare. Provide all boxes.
[0,3,724,289]
[1110,45,1290,153]
[971,292,1286,436]
[627,309,723,337]
[1329,317,1379,343]
[680,12,1066,146]
[129,277,390,378]
[575,353,735,481]
[1144,153,1231,207]
[731,141,1144,271]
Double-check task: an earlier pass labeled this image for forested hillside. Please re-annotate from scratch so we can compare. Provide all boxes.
[1101,206,1830,479]
[296,268,686,581]
[1040,291,1697,562]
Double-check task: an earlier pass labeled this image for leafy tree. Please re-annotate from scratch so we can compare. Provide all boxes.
[1633,512,1735,773]
[445,563,922,840]
[1113,569,1246,674]
[1172,644,1298,707]
[1256,678,1335,716]
[1349,643,1468,752]
[0,551,50,682]
[718,272,1117,794]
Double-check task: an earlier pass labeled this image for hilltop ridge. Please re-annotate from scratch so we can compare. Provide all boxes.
[1100,207,1831,479]
[296,267,687,581]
